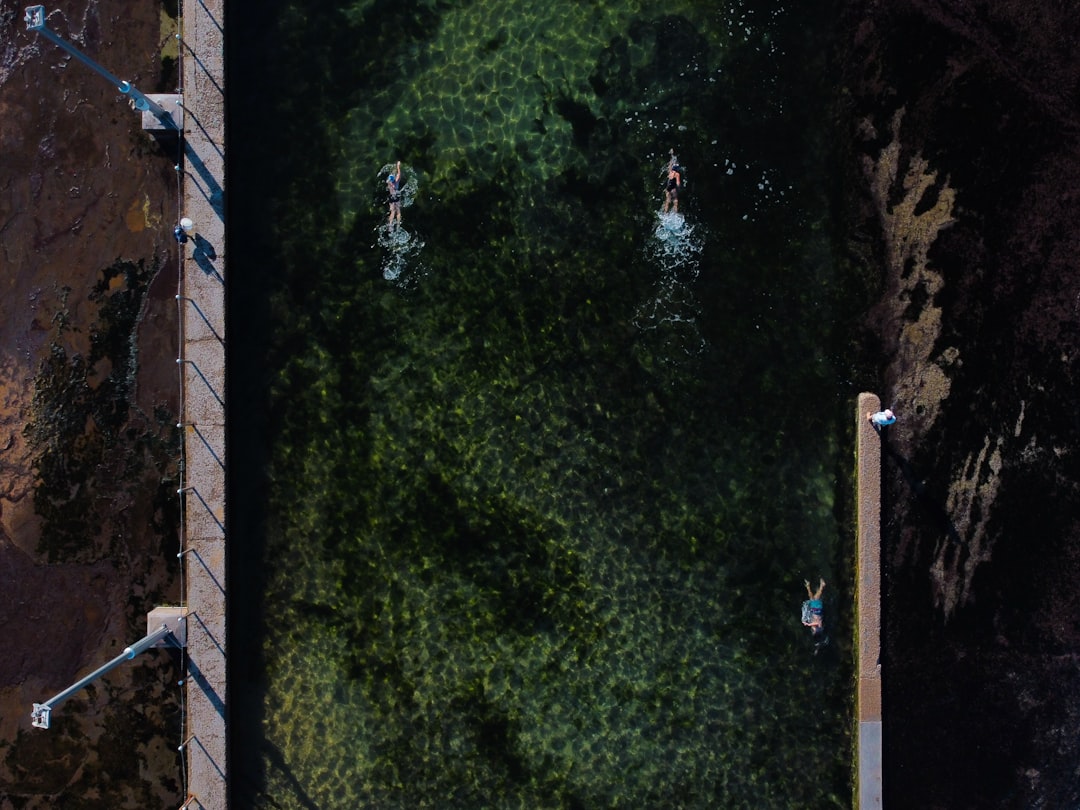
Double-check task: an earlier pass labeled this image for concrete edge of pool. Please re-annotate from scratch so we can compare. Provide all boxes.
[856,392,883,809]
[178,0,227,804]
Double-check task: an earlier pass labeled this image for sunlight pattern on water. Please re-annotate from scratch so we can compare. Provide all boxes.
[249,0,858,807]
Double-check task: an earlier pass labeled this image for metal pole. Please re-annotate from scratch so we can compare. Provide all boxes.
[24,5,177,128]
[31,622,176,729]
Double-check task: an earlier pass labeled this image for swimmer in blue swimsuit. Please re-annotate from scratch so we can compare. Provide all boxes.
[802,577,826,635]
[387,160,403,228]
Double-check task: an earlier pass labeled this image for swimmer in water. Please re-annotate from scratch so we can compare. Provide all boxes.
[802,577,830,653]
[662,149,681,214]
[387,160,403,228]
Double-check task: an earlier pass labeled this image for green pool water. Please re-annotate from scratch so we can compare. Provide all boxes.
[238,0,864,806]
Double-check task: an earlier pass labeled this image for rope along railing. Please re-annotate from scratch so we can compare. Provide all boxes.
[173,10,190,807]
[174,0,227,801]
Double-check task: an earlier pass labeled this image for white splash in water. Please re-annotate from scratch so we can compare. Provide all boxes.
[650,212,703,268]
[635,210,707,361]
[376,223,425,285]
[375,163,425,284]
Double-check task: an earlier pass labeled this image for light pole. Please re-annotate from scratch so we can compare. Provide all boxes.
[31,608,187,729]
[24,5,181,132]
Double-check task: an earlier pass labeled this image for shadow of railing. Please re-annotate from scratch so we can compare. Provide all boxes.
[177,485,225,535]
[176,296,224,344]
[188,610,226,659]
[177,34,223,97]
[196,0,224,33]
[179,421,224,469]
[182,138,224,221]
[179,724,226,773]
[176,359,224,406]
[178,547,226,595]
[185,658,226,723]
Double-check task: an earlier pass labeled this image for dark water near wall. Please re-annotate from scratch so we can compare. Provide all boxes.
[229,1,869,807]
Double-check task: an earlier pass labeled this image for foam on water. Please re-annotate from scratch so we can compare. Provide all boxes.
[375,222,425,284]
[635,209,707,361]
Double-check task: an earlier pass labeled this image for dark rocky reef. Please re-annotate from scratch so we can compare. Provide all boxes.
[842,1,1080,806]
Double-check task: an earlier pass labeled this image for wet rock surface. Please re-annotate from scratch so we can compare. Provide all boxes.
[0,1,182,807]
[844,1,1080,806]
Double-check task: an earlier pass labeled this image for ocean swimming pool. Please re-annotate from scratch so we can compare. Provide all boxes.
[229,0,863,806]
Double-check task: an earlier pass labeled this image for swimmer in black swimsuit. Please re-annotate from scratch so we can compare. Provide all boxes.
[662,149,681,214]
[387,160,403,228]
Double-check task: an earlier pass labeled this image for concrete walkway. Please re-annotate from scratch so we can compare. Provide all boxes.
[856,392,883,809]
[178,0,226,805]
